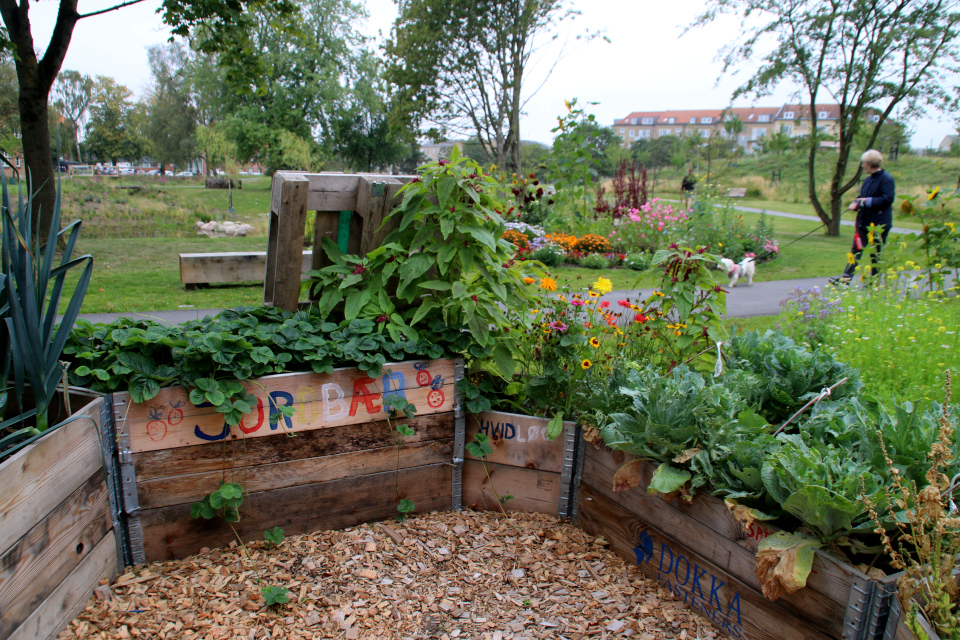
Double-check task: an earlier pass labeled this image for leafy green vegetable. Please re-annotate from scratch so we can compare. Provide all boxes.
[721,330,862,425]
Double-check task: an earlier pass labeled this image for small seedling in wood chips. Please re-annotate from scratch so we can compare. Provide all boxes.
[261,585,290,607]
[498,494,515,505]
[397,498,416,521]
[263,526,285,548]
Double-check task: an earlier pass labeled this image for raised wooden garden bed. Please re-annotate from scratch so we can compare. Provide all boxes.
[0,392,118,640]
[576,441,888,640]
[112,358,463,562]
[464,410,578,517]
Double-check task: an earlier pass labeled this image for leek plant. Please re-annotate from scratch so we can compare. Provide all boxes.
[0,170,92,443]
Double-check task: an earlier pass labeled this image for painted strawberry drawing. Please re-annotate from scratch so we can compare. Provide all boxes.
[167,400,184,426]
[146,407,167,442]
[427,389,445,409]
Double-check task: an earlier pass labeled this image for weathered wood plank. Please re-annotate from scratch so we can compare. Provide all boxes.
[134,411,454,480]
[309,212,342,275]
[179,251,313,285]
[273,174,310,311]
[138,438,453,509]
[0,472,112,638]
[581,455,848,636]
[118,359,456,453]
[140,463,450,561]
[578,483,831,640]
[583,443,859,607]
[0,398,103,551]
[7,530,116,640]
[462,460,560,515]
[465,411,571,474]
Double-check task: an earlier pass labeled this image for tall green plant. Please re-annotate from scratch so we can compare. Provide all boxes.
[1,173,93,432]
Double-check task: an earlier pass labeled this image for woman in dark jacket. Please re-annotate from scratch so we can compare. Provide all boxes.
[830,149,895,284]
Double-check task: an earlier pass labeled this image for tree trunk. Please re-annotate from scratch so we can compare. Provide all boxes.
[18,85,56,242]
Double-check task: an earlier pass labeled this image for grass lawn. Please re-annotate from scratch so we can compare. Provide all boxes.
[68,236,266,313]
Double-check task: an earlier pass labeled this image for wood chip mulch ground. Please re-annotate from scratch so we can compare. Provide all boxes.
[61,510,719,640]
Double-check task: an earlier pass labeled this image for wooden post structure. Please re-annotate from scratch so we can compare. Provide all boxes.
[265,172,413,310]
[264,173,309,310]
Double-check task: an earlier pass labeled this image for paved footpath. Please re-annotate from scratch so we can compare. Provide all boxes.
[73,275,835,327]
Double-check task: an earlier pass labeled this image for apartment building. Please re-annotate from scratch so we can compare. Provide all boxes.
[421,140,464,162]
[613,104,866,152]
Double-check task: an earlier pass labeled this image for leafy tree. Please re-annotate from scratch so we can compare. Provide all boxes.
[386,0,594,173]
[332,110,407,172]
[646,135,682,198]
[193,0,374,173]
[722,113,744,165]
[146,42,197,175]
[693,0,960,235]
[84,77,146,166]
[52,70,93,163]
[195,124,236,176]
[0,0,294,241]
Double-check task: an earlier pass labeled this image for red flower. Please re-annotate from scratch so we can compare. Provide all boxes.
[438,159,450,166]
[353,264,366,275]
[376,314,387,323]
[471,295,479,302]
[600,301,610,309]
[634,313,648,324]
[617,299,631,308]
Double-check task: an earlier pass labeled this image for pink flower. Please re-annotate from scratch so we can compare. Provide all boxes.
[617,299,632,308]
[600,301,610,309]
[549,321,568,332]
[571,299,585,307]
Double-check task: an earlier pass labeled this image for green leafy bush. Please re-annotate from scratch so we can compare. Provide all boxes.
[530,244,564,267]
[580,253,607,269]
[624,252,649,271]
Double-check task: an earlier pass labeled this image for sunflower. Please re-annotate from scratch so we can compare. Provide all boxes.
[581,359,592,370]
[929,186,940,200]
[589,337,601,348]
[588,291,600,298]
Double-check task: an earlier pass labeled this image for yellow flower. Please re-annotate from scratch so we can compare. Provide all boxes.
[530,309,539,314]
[589,337,601,348]
[564,99,572,112]
[523,277,535,284]
[947,222,956,233]
[581,359,592,370]
[557,294,566,302]
[539,277,558,291]
[719,242,723,247]
[867,231,875,244]
[847,252,857,265]
[592,277,613,294]
[928,186,940,200]
[588,291,600,298]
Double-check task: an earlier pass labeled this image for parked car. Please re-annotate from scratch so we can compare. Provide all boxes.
[145,170,160,176]
[176,171,194,177]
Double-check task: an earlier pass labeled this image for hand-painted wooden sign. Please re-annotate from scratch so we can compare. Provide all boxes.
[119,360,455,453]
[465,410,573,474]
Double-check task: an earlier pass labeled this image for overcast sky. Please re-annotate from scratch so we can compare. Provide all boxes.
[25,0,958,149]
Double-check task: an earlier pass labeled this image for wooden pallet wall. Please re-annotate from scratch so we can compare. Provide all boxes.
[116,359,460,561]
[0,396,117,640]
[577,442,879,640]
[463,410,577,517]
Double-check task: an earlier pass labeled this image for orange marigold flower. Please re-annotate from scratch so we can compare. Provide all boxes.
[539,277,558,291]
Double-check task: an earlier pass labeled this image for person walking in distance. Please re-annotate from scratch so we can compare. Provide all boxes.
[681,169,697,209]
[829,150,895,285]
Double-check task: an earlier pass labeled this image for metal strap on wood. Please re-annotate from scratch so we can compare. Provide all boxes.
[98,394,133,568]
[569,427,587,526]
[451,358,466,511]
[843,572,875,640]
[113,395,146,565]
[557,421,580,519]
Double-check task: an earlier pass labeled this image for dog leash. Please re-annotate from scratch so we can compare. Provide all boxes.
[778,223,826,250]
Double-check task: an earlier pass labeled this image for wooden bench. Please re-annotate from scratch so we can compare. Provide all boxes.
[179,251,313,290]
[727,187,748,197]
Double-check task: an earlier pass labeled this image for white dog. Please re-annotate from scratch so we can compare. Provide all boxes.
[719,254,756,287]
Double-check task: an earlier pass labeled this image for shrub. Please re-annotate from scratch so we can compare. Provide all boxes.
[576,233,612,254]
[605,252,625,267]
[546,232,577,252]
[531,244,564,267]
[624,252,650,271]
[746,187,762,199]
[580,253,608,269]
[501,229,530,249]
